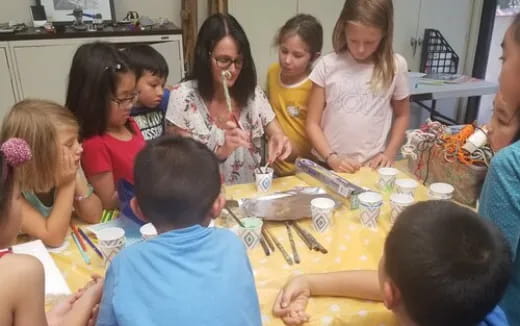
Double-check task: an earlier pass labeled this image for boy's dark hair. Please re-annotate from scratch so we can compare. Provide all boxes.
[134,136,221,228]
[65,42,134,139]
[385,201,512,326]
[190,13,256,108]
[124,45,169,80]
[274,14,323,58]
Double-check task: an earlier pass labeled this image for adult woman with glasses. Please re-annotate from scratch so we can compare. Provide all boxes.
[166,13,291,184]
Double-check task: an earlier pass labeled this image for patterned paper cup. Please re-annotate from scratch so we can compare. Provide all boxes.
[358,192,383,228]
[238,217,263,249]
[140,223,157,240]
[255,167,274,192]
[428,182,454,200]
[390,193,415,224]
[395,178,419,197]
[311,197,335,233]
[97,227,126,265]
[377,167,399,192]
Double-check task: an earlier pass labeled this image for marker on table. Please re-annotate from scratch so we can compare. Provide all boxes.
[71,232,90,265]
[78,227,103,259]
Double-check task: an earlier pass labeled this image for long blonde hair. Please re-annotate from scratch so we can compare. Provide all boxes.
[0,100,79,193]
[332,0,395,91]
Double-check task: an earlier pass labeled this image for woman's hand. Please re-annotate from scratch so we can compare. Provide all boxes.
[217,120,251,160]
[267,133,292,164]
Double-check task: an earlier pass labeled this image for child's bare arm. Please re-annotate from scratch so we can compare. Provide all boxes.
[306,83,360,173]
[0,254,48,326]
[21,181,76,248]
[305,271,382,300]
[273,271,382,325]
[73,169,103,224]
[88,172,119,210]
[305,83,329,159]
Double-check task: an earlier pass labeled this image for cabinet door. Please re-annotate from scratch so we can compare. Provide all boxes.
[13,43,78,105]
[229,0,298,87]
[0,47,16,121]
[393,0,421,70]
[415,0,475,73]
[298,0,346,55]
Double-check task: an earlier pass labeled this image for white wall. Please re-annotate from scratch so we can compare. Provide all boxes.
[477,15,513,124]
[0,0,182,26]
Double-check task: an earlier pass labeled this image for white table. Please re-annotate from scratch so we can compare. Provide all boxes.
[408,73,498,124]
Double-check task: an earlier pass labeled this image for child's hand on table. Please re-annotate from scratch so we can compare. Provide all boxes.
[367,152,393,169]
[328,155,361,173]
[273,275,312,325]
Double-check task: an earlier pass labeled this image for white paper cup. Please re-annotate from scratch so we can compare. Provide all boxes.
[97,227,126,265]
[395,178,419,197]
[390,193,415,224]
[311,197,335,233]
[140,223,157,240]
[255,167,274,192]
[238,217,263,249]
[463,128,488,153]
[428,183,454,200]
[358,192,383,228]
[377,167,399,192]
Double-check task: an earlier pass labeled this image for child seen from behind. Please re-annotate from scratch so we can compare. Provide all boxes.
[96,136,261,326]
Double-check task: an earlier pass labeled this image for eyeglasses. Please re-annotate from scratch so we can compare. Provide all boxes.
[111,92,139,108]
[211,55,244,69]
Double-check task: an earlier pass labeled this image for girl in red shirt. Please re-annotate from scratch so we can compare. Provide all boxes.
[66,42,145,209]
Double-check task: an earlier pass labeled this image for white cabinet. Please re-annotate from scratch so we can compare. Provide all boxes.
[230,0,478,85]
[9,34,184,105]
[0,42,16,121]
[393,0,422,65]
[394,0,475,72]
[12,42,78,105]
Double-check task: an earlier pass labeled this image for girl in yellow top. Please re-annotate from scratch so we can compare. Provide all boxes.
[267,14,323,176]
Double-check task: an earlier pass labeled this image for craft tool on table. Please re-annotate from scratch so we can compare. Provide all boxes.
[293,221,328,254]
[290,222,312,250]
[286,222,300,264]
[71,231,90,265]
[77,227,103,259]
[71,224,86,251]
[261,227,275,252]
[264,227,293,265]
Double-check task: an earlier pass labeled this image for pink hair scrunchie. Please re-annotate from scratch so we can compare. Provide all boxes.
[0,138,32,167]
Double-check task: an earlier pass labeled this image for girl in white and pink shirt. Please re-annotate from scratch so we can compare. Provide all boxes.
[306,0,410,173]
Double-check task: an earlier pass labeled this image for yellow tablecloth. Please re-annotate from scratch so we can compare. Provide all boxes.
[51,167,428,326]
